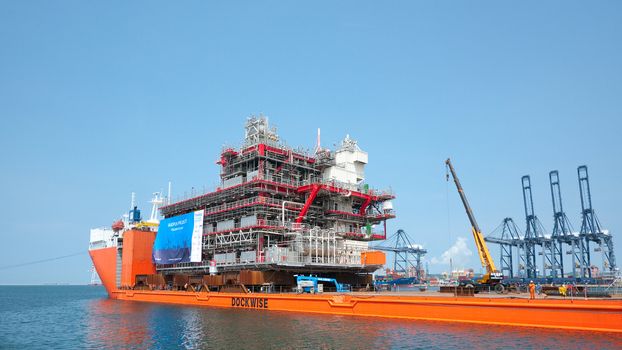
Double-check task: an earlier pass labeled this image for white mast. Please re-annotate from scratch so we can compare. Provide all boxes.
[167,181,172,205]
[315,128,321,154]
[149,192,164,223]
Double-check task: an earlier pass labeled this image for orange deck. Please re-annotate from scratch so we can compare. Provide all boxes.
[106,289,622,333]
[90,235,622,334]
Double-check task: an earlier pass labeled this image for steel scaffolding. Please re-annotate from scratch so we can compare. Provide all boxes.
[155,116,397,278]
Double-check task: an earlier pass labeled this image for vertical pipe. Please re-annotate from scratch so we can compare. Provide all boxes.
[322,229,325,263]
[333,230,336,264]
[315,230,318,263]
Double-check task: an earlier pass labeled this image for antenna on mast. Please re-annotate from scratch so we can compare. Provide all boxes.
[315,128,321,154]
[130,192,136,209]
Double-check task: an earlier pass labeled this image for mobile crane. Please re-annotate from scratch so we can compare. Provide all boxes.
[445,158,504,291]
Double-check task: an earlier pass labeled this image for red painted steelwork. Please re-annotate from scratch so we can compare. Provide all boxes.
[295,184,321,223]
[359,197,372,215]
[325,210,395,222]
[205,200,301,217]
[343,232,386,240]
[297,184,371,200]
[205,224,285,236]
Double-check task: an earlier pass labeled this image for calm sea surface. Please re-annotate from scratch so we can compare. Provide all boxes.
[0,286,620,349]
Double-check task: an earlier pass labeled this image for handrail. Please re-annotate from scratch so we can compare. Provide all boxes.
[165,176,394,209]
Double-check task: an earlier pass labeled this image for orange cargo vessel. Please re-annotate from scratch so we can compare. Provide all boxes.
[113,290,622,332]
[89,230,622,333]
[89,117,622,333]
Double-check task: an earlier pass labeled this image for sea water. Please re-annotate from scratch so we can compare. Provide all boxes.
[0,286,620,349]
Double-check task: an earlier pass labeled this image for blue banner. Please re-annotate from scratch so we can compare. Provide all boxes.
[153,212,195,264]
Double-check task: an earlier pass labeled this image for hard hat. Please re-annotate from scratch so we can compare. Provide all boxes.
[530,280,533,283]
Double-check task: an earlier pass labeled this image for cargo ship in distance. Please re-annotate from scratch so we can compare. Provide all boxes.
[89,116,622,333]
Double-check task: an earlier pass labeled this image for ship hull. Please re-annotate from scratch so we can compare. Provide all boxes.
[90,238,622,334]
[103,288,622,333]
[89,247,118,295]
[90,245,622,333]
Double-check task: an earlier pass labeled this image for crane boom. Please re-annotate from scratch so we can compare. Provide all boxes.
[445,158,498,280]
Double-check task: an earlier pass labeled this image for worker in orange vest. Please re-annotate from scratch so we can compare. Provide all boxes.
[529,281,536,300]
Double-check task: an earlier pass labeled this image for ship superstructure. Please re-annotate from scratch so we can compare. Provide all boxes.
[89,191,165,252]
[154,116,394,286]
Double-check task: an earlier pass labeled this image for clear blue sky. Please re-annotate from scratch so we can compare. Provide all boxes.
[1,1,620,284]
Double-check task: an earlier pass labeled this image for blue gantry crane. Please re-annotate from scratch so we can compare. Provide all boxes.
[521,176,545,278]
[372,229,427,280]
[484,167,616,282]
[524,175,565,279]
[485,218,522,279]
[549,170,588,278]
[578,166,617,276]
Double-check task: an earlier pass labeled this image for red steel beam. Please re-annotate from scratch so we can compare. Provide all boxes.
[295,184,321,223]
[297,183,374,201]
[359,197,372,215]
[204,224,284,236]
